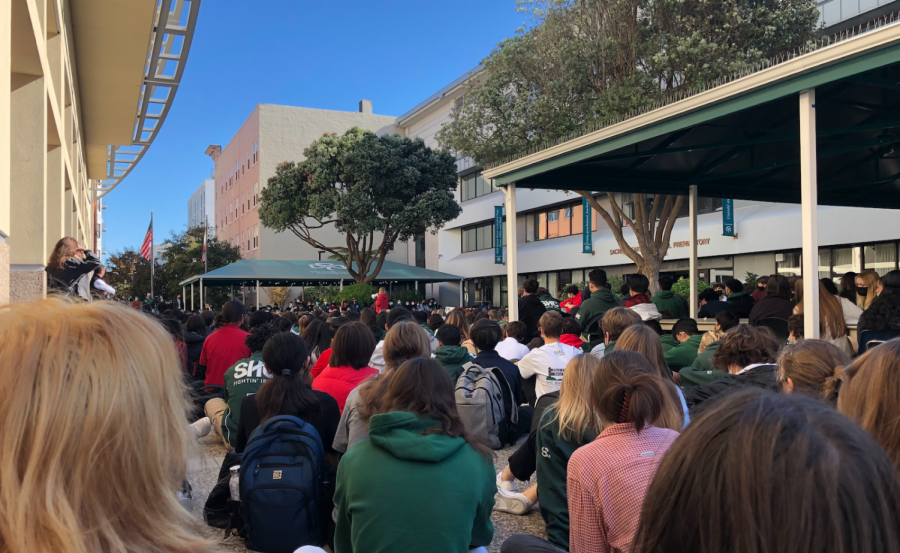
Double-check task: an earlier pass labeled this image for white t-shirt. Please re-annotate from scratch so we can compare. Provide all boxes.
[518,341,581,400]
[495,337,531,362]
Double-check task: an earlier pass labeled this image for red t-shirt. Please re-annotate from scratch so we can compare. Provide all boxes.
[310,348,332,379]
[200,324,251,386]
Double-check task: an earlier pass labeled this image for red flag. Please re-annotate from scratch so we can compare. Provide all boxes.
[140,220,153,260]
[201,225,208,264]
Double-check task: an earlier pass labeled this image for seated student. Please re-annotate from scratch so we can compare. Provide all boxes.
[470,319,527,420]
[412,309,435,336]
[334,320,432,453]
[822,277,864,325]
[698,288,735,318]
[778,340,850,406]
[748,274,794,325]
[312,322,379,413]
[680,310,740,387]
[368,306,413,372]
[593,306,643,358]
[857,269,900,336]
[198,324,277,448]
[724,278,755,318]
[434,324,475,381]
[664,319,704,371]
[682,325,780,410]
[0,299,219,553]
[334,358,496,553]
[361,307,386,341]
[235,332,340,466]
[787,313,804,344]
[518,311,582,406]
[496,321,531,361]
[498,355,603,548]
[654,319,680,352]
[559,316,586,350]
[652,275,686,319]
[632,389,900,553]
[538,287,563,313]
[560,284,583,313]
[198,300,251,387]
[839,340,900,470]
[568,350,680,553]
[301,319,332,377]
[624,274,662,321]
[428,312,445,333]
[447,309,478,356]
[575,269,619,340]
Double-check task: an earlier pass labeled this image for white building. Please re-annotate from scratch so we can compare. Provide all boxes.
[188,178,215,229]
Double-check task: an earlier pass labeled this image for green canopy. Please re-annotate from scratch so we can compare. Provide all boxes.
[179,259,463,287]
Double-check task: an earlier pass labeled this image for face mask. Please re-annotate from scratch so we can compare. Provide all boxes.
[857,287,868,297]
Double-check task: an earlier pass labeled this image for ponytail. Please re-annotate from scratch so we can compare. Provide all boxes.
[777,341,851,406]
[598,372,667,433]
[256,332,318,423]
[822,365,843,404]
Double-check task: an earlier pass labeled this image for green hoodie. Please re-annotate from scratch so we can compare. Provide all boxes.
[679,340,726,387]
[221,351,270,447]
[575,289,619,334]
[540,294,562,313]
[660,334,680,352]
[652,290,686,319]
[334,412,495,553]
[664,334,704,370]
[434,345,474,381]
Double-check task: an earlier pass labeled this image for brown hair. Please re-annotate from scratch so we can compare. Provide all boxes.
[778,340,850,405]
[794,278,848,339]
[712,325,778,373]
[602,307,642,341]
[593,350,680,433]
[633,389,900,553]
[445,309,471,341]
[838,340,900,470]
[538,311,564,339]
[616,325,685,431]
[47,236,80,270]
[329,321,376,369]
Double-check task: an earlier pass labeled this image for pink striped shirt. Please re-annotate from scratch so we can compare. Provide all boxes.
[567,423,679,553]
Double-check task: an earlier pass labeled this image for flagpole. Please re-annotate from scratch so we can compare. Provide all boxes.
[150,211,155,300]
[204,215,208,273]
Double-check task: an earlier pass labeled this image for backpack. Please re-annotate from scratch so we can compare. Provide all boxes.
[239,415,329,552]
[455,362,518,450]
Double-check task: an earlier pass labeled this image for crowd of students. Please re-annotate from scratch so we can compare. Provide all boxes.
[3,241,900,553]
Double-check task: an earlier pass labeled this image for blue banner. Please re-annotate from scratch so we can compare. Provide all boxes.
[494,206,503,264]
[722,199,734,237]
[582,197,593,254]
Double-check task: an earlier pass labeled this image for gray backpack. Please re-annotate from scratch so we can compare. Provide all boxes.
[455,362,518,450]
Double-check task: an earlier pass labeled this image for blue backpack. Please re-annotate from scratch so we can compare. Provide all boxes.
[239,415,328,552]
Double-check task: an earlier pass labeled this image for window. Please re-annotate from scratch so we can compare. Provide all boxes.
[253,183,259,207]
[460,171,497,201]
[864,243,898,276]
[246,148,251,169]
[228,203,233,224]
[252,225,259,249]
[619,193,720,220]
[527,201,597,242]
[245,231,250,252]
[253,140,258,164]
[461,221,506,253]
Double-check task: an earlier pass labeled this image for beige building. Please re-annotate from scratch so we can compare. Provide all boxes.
[0,0,199,304]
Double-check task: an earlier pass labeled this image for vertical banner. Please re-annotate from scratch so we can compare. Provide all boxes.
[494,206,504,264]
[722,199,735,237]
[582,196,593,253]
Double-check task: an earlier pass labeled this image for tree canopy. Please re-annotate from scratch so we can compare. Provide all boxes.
[259,127,461,283]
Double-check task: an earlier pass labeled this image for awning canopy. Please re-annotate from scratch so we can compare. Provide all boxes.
[179,259,463,288]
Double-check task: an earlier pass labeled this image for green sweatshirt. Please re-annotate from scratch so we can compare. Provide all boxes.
[434,345,474,381]
[575,289,620,334]
[334,412,495,553]
[664,334,704,370]
[536,408,600,550]
[221,351,270,447]
[540,294,562,313]
[652,290,686,319]
[679,340,726,387]
[660,334,680,352]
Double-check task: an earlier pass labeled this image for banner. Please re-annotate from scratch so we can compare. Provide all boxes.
[722,199,734,237]
[582,196,593,253]
[494,206,503,264]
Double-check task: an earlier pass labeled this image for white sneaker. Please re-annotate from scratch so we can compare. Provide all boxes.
[190,416,212,438]
[493,488,533,515]
[496,472,515,492]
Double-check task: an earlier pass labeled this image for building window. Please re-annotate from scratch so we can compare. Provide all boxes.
[462,220,506,253]
[252,225,259,249]
[864,243,898,276]
[253,183,259,206]
[526,201,597,242]
[246,148,251,169]
[415,232,426,268]
[619,193,720,220]
[460,171,497,201]
[253,140,258,164]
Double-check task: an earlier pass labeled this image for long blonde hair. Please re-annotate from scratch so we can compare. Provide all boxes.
[856,269,881,310]
[615,325,684,431]
[446,309,471,341]
[0,298,214,553]
[545,354,602,443]
[794,278,848,339]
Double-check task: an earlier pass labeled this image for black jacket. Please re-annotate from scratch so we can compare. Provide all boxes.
[683,364,779,411]
[748,295,794,325]
[183,332,206,380]
[519,294,547,339]
[698,300,735,319]
[46,251,102,301]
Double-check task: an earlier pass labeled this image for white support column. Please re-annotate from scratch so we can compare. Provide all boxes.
[689,185,699,319]
[199,278,204,309]
[191,282,194,311]
[459,279,464,307]
[182,285,186,309]
[800,89,820,339]
[256,280,260,309]
[504,183,519,321]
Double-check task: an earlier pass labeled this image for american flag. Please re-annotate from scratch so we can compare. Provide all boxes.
[140,220,153,260]
[201,224,208,264]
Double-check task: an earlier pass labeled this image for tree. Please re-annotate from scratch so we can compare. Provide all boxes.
[106,248,153,301]
[437,0,818,290]
[156,225,243,309]
[259,127,461,284]
[264,287,290,309]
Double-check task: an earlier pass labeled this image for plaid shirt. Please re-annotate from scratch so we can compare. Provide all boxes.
[567,423,679,553]
[624,292,652,308]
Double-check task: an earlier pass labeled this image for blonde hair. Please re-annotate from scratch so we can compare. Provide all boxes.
[615,325,684,431]
[378,287,387,295]
[445,309,471,341]
[856,270,881,310]
[794,278,848,339]
[545,354,602,443]
[698,329,723,354]
[0,298,214,553]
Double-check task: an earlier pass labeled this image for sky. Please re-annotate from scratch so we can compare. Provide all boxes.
[102,0,527,257]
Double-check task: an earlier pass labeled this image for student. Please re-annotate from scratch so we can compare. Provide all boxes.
[198,300,251,387]
[793,278,855,356]
[840,271,859,303]
[234,332,340,468]
[560,284,583,313]
[856,269,882,310]
[787,313,804,344]
[412,309,435,336]
[374,287,390,312]
[664,319,704,371]
[651,275,686,319]
[839,340,900,470]
[45,237,102,301]
[857,269,900,336]
[538,287,563,313]
[575,268,619,338]
[658,322,680,352]
[520,279,548,340]
[724,278,755,318]
[679,310,738,387]
[748,274,793,325]
[778,340,850,406]
[0,299,218,553]
[632,389,900,553]
[334,358,496,553]
[518,311,582,406]
[470,319,527,418]
[568,351,680,553]
[624,274,662,321]
[751,275,768,303]
[595,306,643,357]
[434,324,475,381]
[698,288,734,318]
[499,355,603,550]
[312,322,379,413]
[496,320,531,361]
[559,317,586,349]
[183,314,208,381]
[369,306,413,372]
[428,312,445,332]
[302,319,332,376]
[360,307,385,341]
[447,309,477,356]
[821,277,864,325]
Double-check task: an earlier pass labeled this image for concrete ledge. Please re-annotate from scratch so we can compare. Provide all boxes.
[9,267,44,303]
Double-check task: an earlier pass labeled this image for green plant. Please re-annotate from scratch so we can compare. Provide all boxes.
[332,283,378,306]
[744,272,759,288]
[608,274,626,299]
[302,285,340,305]
[390,289,423,304]
[671,277,712,300]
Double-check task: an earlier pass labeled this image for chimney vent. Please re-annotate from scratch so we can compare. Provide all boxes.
[359,100,372,114]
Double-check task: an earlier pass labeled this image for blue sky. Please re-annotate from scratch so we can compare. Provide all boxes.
[102,0,525,256]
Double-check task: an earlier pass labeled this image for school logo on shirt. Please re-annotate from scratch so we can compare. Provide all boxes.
[541,447,550,458]
[547,366,566,381]
[233,360,272,380]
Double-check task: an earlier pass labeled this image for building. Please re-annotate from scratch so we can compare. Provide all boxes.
[0,0,199,303]
[188,178,215,229]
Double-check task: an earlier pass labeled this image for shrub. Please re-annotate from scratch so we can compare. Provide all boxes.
[671,277,712,300]
[332,283,378,306]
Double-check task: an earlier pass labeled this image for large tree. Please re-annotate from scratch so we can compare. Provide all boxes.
[437,0,818,289]
[106,248,154,301]
[259,127,461,283]
[156,225,242,309]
